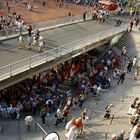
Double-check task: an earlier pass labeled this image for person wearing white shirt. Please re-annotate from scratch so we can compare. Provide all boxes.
[133,56,137,69]
[129,123,140,140]
[38,34,44,53]
[25,116,33,132]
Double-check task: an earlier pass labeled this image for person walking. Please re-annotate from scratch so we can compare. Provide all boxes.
[27,24,32,37]
[65,125,78,140]
[95,85,104,101]
[38,34,44,53]
[104,104,112,119]
[81,108,88,134]
[18,35,25,49]
[40,108,47,126]
[27,35,32,50]
[79,94,85,109]
[126,60,133,72]
[46,99,53,115]
[117,71,126,84]
[132,56,137,69]
[25,115,33,132]
[55,108,63,126]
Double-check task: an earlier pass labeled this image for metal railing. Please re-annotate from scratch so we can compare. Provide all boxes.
[0,14,92,40]
[0,24,127,81]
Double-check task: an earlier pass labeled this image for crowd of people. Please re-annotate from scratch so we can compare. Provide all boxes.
[1,33,137,139]
[0,2,25,31]
[0,43,124,117]
[0,11,24,31]
[0,1,140,139]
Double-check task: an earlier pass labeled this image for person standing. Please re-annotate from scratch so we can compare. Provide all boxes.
[121,47,127,57]
[40,108,47,126]
[136,18,139,26]
[43,0,46,6]
[117,71,126,84]
[128,21,134,32]
[83,11,86,21]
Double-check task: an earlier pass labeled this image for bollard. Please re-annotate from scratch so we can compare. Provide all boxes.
[110,114,114,125]
[105,133,108,140]
[121,96,125,102]
[89,111,93,120]
[42,133,45,140]
[18,119,21,140]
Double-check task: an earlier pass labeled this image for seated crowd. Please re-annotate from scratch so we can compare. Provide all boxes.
[0,9,24,30]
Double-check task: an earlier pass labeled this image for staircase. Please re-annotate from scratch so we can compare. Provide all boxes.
[112,31,140,62]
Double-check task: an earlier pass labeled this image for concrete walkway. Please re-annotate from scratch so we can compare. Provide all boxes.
[0,20,115,67]
[0,14,134,68]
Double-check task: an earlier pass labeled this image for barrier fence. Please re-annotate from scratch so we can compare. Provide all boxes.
[0,24,127,81]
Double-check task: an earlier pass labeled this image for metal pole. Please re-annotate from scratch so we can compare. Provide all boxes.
[105,133,108,140]
[110,114,114,125]
[18,119,21,140]
[89,111,93,120]
[36,122,47,136]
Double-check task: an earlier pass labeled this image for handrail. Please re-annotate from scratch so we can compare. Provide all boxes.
[35,122,47,135]
[0,24,127,81]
